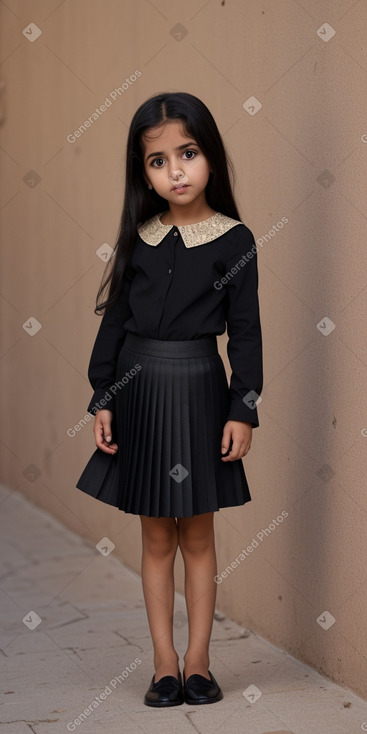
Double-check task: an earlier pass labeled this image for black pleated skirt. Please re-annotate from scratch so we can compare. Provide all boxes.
[76,332,251,518]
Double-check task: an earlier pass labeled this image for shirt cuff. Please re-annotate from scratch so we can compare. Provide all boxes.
[227,395,260,427]
[87,388,116,416]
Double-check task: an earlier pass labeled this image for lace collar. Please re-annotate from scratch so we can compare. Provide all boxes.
[137,211,243,248]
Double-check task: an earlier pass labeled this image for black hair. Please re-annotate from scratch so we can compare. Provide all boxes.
[95,91,242,313]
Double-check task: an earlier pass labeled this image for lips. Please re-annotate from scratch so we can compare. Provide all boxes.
[172,184,189,191]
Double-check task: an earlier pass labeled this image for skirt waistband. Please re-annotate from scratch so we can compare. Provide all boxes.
[124,332,218,358]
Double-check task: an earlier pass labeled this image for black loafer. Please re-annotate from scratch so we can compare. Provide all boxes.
[144,670,184,707]
[183,669,223,704]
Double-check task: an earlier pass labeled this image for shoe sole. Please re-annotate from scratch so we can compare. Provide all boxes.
[144,696,184,707]
[184,690,223,705]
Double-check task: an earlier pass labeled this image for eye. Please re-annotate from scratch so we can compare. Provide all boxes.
[183,149,197,159]
[151,157,165,168]
[149,149,198,167]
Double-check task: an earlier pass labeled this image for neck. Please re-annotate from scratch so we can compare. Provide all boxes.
[161,199,216,227]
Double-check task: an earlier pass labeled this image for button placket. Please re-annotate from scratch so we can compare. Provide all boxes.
[169,229,178,273]
[156,230,177,335]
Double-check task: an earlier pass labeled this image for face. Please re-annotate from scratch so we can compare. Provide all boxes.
[141,120,212,208]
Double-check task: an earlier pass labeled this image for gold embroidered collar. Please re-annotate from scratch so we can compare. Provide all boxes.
[137,211,243,248]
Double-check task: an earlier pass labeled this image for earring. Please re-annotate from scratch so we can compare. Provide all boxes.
[147,184,153,189]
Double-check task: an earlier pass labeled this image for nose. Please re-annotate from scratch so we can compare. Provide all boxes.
[169,167,189,188]
[169,168,185,182]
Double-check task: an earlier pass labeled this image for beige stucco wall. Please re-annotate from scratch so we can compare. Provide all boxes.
[1,0,366,699]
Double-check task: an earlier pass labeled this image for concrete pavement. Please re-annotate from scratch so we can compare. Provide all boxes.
[1,483,367,734]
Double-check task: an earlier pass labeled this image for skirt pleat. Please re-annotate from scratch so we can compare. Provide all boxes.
[76,333,252,517]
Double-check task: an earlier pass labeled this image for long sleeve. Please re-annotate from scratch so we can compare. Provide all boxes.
[224,232,263,427]
[87,260,135,415]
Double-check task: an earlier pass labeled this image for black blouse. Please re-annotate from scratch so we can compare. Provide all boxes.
[86,211,263,427]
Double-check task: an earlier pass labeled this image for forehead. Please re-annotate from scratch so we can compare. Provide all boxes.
[141,120,194,152]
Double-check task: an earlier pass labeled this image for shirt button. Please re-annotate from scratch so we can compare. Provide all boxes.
[168,269,172,274]
[173,231,178,236]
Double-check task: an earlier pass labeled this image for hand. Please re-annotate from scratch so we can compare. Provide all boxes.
[221,420,252,461]
[93,409,118,454]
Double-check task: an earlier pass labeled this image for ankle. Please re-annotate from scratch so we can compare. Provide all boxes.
[183,651,210,667]
[154,651,179,668]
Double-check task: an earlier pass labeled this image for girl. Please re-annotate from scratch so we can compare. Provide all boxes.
[76,92,263,707]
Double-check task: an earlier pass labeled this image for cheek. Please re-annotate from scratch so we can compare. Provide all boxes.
[150,169,165,183]
[197,163,211,182]
[193,158,210,177]
[149,166,163,176]
[145,168,157,184]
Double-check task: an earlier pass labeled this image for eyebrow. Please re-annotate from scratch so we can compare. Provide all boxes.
[145,142,198,162]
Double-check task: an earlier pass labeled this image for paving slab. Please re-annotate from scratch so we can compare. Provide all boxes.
[1,484,367,734]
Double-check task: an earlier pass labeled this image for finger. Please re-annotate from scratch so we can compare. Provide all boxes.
[94,417,104,438]
[221,425,232,454]
[94,426,104,446]
[94,421,117,453]
[98,443,118,454]
[96,434,118,453]
[101,419,112,443]
[232,432,243,455]
[222,437,247,462]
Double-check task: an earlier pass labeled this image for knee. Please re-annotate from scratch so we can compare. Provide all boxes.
[145,534,178,559]
[178,524,214,555]
[141,519,178,559]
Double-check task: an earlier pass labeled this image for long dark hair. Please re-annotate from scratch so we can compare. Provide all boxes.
[95,91,242,313]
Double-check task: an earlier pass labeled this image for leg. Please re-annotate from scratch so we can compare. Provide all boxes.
[140,515,180,682]
[177,511,217,680]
